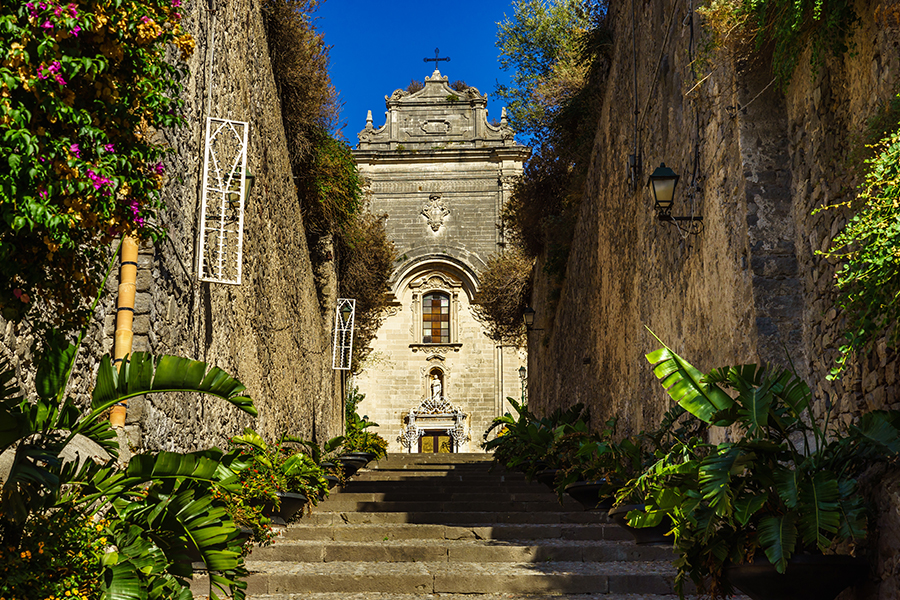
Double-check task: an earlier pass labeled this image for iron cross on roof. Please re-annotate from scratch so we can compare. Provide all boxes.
[424,47,450,70]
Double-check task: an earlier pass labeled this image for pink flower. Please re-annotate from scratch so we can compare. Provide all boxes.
[71,25,81,36]
[53,6,62,15]
[171,0,181,6]
[104,143,115,153]
[38,2,47,9]
[70,143,80,158]
[68,3,77,16]
[172,12,180,19]
[140,15,150,23]
[153,162,165,174]
[87,169,113,196]
[41,20,53,29]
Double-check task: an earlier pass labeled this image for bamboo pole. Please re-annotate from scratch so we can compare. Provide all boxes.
[109,235,139,428]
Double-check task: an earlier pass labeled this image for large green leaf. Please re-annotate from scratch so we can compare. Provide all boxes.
[733,492,767,526]
[645,335,733,423]
[88,352,257,423]
[34,335,77,402]
[797,471,840,550]
[853,411,900,454]
[758,513,798,573]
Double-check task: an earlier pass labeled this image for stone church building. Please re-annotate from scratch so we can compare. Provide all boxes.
[351,69,531,453]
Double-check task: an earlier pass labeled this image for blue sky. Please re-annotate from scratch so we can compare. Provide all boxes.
[313,0,519,142]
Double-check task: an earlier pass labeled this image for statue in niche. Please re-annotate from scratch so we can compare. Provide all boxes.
[431,374,442,401]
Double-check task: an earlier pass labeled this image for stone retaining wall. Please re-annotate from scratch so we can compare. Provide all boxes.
[0,0,342,453]
[527,1,899,595]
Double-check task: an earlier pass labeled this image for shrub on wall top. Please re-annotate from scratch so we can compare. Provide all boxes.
[0,0,193,334]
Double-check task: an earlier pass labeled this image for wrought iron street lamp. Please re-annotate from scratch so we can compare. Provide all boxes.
[648,163,679,214]
[647,163,703,234]
[523,306,535,329]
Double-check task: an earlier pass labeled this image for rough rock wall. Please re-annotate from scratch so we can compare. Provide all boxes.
[0,0,342,453]
[530,0,899,434]
[528,0,899,594]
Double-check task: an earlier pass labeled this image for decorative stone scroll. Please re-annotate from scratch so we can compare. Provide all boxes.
[421,194,450,232]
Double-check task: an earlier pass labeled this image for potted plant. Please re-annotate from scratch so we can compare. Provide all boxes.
[639,337,900,599]
[482,399,590,484]
[611,406,707,545]
[552,417,630,510]
[224,429,329,527]
[338,387,388,477]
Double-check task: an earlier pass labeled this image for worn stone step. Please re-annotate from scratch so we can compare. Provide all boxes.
[281,522,626,542]
[249,594,721,600]
[301,510,608,525]
[315,499,575,513]
[191,560,684,596]
[350,474,531,483]
[337,484,555,496]
[250,539,674,563]
[326,492,566,503]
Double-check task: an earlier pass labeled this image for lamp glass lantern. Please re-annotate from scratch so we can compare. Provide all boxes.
[647,163,679,214]
[518,365,527,382]
[523,306,535,328]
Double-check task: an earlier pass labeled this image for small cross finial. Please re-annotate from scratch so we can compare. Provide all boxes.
[423,47,450,71]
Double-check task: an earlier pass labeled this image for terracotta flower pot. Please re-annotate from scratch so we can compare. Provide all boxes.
[608,504,672,545]
[724,553,868,600]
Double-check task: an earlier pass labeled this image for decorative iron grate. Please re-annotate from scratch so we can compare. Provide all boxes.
[332,298,356,370]
[198,117,249,284]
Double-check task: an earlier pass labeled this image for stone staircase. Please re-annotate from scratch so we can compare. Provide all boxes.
[194,453,695,599]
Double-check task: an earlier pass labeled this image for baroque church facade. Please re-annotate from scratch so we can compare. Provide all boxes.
[351,69,531,453]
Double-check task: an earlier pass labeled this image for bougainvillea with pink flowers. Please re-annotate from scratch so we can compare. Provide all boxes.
[0,0,194,332]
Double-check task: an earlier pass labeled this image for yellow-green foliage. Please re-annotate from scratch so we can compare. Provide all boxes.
[817,103,900,377]
[0,0,193,333]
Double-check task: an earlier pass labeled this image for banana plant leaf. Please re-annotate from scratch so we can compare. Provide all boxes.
[758,513,799,573]
[644,334,733,423]
[88,353,257,425]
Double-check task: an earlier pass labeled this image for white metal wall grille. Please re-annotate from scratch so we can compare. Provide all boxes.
[332,298,356,370]
[198,117,249,284]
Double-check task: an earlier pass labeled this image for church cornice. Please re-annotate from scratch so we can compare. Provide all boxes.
[352,146,532,164]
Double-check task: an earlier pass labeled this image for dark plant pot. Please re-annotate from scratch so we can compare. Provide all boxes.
[337,454,368,478]
[262,492,308,525]
[725,554,868,600]
[608,504,673,545]
[341,451,376,465]
[325,474,341,489]
[564,480,615,511]
[536,468,559,489]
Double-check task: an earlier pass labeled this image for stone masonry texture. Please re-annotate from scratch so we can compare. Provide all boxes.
[0,0,342,453]
[526,0,900,597]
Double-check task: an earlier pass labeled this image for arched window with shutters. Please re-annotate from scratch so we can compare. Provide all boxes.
[422,292,450,343]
